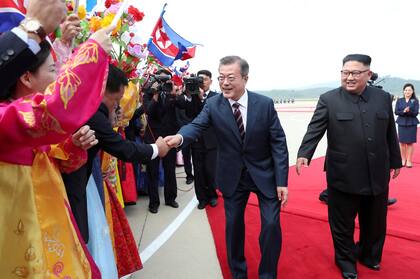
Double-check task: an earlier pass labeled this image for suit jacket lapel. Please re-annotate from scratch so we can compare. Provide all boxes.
[244,92,257,145]
[221,97,242,143]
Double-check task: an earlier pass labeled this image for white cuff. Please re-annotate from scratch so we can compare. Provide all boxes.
[11,27,41,54]
[151,144,158,159]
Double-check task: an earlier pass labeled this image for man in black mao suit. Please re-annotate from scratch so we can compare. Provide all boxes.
[166,56,289,279]
[296,54,402,279]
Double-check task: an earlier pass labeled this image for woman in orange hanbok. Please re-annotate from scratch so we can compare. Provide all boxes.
[0,34,109,278]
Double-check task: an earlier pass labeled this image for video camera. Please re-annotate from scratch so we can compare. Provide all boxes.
[183,74,203,95]
[368,72,383,89]
[148,74,173,93]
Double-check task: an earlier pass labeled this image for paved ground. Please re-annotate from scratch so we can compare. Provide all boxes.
[124,99,328,279]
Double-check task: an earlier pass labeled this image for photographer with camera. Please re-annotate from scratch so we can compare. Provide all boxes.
[143,69,189,213]
[185,70,219,209]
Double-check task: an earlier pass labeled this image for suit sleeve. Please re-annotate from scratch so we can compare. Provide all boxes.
[0,32,38,95]
[297,95,328,163]
[406,99,419,117]
[394,99,405,116]
[268,100,289,187]
[179,101,211,147]
[387,95,403,169]
[88,112,153,163]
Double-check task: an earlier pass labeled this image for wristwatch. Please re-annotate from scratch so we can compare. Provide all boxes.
[19,18,47,41]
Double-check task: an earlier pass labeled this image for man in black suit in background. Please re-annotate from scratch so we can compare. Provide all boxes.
[188,70,219,209]
[62,64,170,242]
[143,69,188,213]
[296,54,402,279]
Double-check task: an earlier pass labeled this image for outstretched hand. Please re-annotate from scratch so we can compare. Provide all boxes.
[295,157,309,175]
[164,134,183,148]
[155,136,171,158]
[90,25,115,54]
[72,125,97,150]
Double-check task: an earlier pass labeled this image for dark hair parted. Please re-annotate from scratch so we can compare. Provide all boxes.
[197,70,212,79]
[0,41,52,101]
[219,56,249,76]
[342,54,372,66]
[403,83,417,100]
[106,64,128,93]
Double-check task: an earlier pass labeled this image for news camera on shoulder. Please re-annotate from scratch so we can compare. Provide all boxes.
[144,69,174,95]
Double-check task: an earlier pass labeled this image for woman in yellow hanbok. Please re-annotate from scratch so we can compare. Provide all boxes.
[0,36,109,278]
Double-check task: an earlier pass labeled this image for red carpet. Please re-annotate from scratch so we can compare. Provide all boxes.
[207,131,420,278]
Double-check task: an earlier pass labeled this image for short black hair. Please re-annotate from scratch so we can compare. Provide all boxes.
[197,70,212,79]
[342,54,371,66]
[106,64,128,93]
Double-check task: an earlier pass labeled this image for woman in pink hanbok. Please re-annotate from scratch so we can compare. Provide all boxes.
[0,27,112,278]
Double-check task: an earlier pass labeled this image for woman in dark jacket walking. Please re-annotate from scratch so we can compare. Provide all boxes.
[395,83,419,168]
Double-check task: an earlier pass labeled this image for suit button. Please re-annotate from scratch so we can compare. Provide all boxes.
[6,49,14,56]
[369,152,375,157]
[1,54,9,61]
[367,137,373,142]
[362,109,366,113]
[0,60,3,66]
[365,123,369,127]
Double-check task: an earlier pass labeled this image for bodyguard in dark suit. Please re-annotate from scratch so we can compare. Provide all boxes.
[188,70,219,209]
[296,54,402,279]
[165,56,289,279]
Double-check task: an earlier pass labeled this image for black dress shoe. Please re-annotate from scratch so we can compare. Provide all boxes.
[186,177,194,184]
[359,260,380,271]
[387,198,397,206]
[342,272,358,279]
[165,201,179,208]
[197,201,207,210]
[209,198,218,207]
[149,207,158,214]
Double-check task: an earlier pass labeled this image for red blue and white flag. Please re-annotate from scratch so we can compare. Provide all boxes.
[147,4,197,66]
[0,0,27,33]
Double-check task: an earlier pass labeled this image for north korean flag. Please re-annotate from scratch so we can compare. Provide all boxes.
[0,0,27,33]
[147,5,197,66]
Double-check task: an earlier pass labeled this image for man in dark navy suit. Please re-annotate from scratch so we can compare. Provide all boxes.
[165,56,289,279]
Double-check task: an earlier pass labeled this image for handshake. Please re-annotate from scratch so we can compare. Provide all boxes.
[154,135,184,158]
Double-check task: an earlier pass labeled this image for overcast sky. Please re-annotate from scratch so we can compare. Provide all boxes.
[93,0,420,90]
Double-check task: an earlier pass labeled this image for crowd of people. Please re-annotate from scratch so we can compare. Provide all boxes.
[1,1,419,279]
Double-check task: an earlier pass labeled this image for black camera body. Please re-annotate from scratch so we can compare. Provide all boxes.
[368,72,383,89]
[148,74,173,93]
[183,74,203,95]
